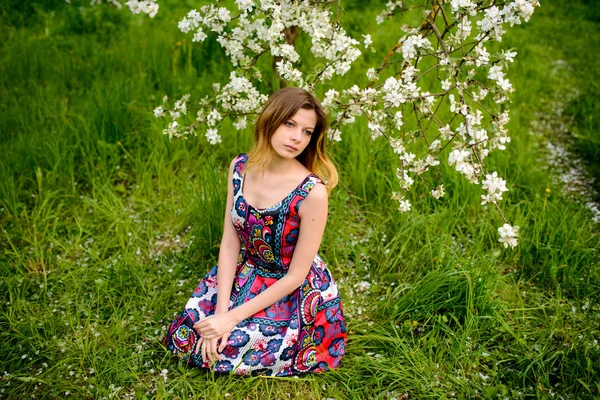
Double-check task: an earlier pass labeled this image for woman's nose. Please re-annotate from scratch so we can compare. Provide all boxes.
[291,128,302,141]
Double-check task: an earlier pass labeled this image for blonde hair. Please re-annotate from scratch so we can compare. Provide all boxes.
[245,87,338,193]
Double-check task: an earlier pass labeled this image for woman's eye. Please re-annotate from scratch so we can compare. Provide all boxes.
[285,122,293,127]
[304,131,313,136]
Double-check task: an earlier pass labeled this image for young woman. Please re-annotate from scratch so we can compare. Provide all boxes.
[164,87,347,377]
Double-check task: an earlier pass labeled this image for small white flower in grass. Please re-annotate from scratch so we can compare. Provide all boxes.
[356,281,371,292]
[363,34,373,47]
[160,368,169,382]
[497,223,519,248]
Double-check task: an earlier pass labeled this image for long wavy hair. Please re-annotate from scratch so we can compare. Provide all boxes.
[245,87,338,193]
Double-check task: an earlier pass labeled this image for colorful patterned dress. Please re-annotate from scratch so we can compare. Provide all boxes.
[164,153,347,377]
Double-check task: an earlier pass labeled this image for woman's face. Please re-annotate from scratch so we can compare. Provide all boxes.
[270,108,317,160]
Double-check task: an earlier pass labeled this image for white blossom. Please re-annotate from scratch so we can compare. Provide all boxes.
[120,0,541,248]
[475,44,490,67]
[205,128,222,145]
[498,223,519,248]
[235,0,255,13]
[431,184,445,199]
[368,121,384,140]
[321,89,339,110]
[481,171,508,205]
[441,78,452,91]
[125,0,158,18]
[400,34,432,60]
[366,68,378,81]
[396,168,414,189]
[153,106,165,118]
[394,111,404,130]
[193,29,208,42]
[501,49,518,63]
[328,127,342,142]
[234,117,247,130]
[456,15,472,40]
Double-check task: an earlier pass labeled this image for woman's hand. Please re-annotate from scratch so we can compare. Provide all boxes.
[193,312,238,340]
[192,312,238,364]
[194,329,232,365]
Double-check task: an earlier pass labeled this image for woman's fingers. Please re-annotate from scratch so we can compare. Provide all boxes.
[194,336,203,357]
[203,338,212,364]
[193,323,211,337]
[211,337,220,362]
[218,331,230,353]
[194,315,212,330]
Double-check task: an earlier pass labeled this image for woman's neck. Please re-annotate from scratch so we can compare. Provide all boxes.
[264,154,300,176]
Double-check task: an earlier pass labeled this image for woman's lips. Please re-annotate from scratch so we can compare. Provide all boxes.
[285,145,298,151]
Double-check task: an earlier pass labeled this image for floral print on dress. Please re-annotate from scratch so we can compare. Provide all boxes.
[164,153,347,376]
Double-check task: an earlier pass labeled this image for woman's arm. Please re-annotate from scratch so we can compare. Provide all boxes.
[214,157,242,314]
[229,182,329,324]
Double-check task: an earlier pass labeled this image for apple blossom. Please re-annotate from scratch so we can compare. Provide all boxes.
[120,0,541,247]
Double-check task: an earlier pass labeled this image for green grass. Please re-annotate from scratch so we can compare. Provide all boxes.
[1,0,599,398]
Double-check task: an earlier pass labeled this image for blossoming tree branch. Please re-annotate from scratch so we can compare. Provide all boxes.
[121,0,541,248]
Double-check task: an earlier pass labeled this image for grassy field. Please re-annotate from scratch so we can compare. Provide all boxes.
[1,0,599,398]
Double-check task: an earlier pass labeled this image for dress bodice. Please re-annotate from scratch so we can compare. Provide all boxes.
[230,153,322,272]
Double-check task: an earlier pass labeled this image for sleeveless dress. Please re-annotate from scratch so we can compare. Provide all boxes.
[163,153,347,377]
